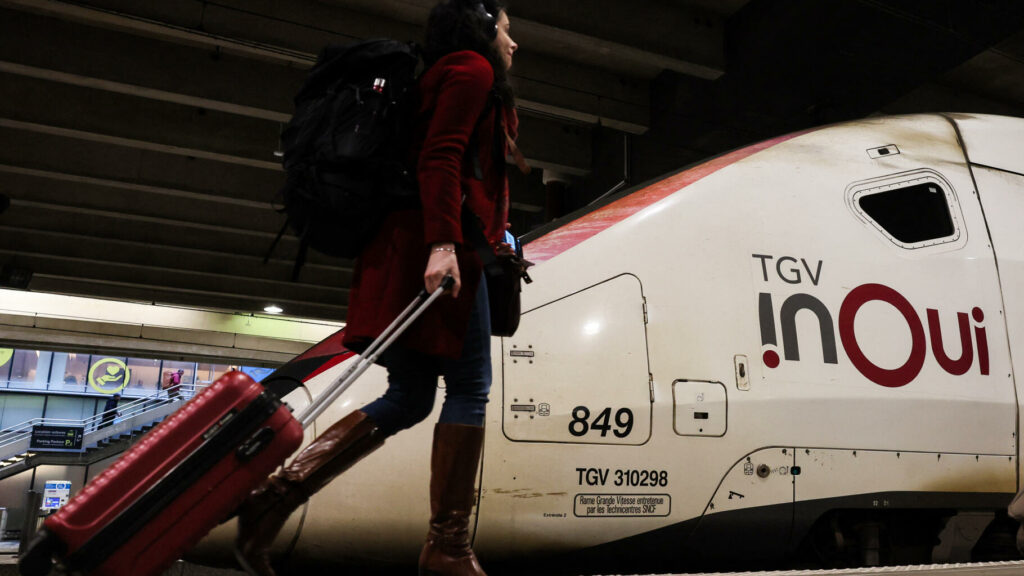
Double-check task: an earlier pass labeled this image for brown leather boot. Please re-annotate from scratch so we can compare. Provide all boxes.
[233,476,304,576]
[234,410,384,576]
[418,423,486,576]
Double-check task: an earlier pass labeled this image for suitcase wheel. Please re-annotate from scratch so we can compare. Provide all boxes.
[18,527,60,576]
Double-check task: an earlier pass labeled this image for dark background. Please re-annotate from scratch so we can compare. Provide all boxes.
[1,0,1022,320]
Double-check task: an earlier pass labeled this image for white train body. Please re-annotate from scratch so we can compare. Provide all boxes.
[195,113,1024,571]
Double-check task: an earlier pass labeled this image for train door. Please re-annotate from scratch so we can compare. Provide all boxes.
[501,274,652,445]
[475,274,653,557]
[963,166,1024,477]
[951,113,1024,481]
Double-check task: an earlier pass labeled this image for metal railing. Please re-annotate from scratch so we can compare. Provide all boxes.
[0,383,206,462]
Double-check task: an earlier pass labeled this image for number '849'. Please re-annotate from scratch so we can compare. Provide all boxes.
[569,406,633,438]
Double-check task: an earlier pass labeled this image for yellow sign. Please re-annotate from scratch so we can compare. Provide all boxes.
[0,349,12,367]
[88,358,131,394]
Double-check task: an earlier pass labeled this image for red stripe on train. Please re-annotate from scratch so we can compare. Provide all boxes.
[305,351,356,382]
[524,131,809,264]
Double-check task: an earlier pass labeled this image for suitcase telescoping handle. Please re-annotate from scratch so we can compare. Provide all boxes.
[295,275,454,429]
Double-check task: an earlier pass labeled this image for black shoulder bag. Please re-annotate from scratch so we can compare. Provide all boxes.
[462,208,532,337]
[461,90,533,337]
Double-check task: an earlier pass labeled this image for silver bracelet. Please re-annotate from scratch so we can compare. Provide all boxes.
[432,246,456,253]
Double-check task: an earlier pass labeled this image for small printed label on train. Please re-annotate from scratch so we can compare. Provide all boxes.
[573,494,670,517]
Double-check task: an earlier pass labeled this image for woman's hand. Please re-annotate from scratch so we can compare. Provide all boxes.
[425,243,460,297]
[495,222,515,256]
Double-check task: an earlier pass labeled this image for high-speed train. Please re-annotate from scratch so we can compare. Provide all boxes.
[190,112,1024,573]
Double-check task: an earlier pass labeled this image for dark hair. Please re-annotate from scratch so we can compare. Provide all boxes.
[423,0,514,106]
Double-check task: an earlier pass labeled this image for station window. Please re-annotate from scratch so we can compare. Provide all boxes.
[164,361,195,383]
[0,348,13,386]
[126,357,161,392]
[0,345,264,397]
[857,183,954,243]
[196,363,230,385]
[50,352,90,392]
[163,360,197,394]
[86,356,129,394]
[64,353,89,385]
[9,350,50,388]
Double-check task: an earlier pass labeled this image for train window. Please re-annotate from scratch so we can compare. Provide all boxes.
[858,183,954,243]
[847,169,964,250]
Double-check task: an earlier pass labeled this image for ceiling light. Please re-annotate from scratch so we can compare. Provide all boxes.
[263,305,283,314]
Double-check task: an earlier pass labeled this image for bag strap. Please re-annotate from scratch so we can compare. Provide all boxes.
[462,206,498,271]
[461,206,532,284]
[506,131,530,175]
[263,216,291,265]
[292,231,311,282]
[461,94,534,282]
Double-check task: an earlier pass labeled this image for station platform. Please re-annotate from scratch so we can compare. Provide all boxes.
[0,540,247,575]
[1,556,1023,576]
[0,554,247,575]
[677,562,1024,576]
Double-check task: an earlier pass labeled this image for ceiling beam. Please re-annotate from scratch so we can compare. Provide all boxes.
[0,126,282,204]
[0,0,320,66]
[512,19,721,80]
[0,323,298,365]
[0,7,303,118]
[0,163,271,211]
[24,276,346,320]
[0,61,291,123]
[0,165,282,233]
[8,198,287,257]
[0,118,280,171]
[0,248,345,302]
[0,225,351,287]
[319,0,725,79]
[0,288,343,364]
[0,0,650,132]
[0,71,283,166]
[515,115,592,177]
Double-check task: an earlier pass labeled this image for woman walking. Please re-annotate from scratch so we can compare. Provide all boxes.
[234,1,519,575]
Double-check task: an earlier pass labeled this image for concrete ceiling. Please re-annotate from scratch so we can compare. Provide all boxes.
[1,0,1023,325]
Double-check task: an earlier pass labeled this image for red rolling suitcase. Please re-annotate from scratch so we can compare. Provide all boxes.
[24,372,303,576]
[19,278,452,576]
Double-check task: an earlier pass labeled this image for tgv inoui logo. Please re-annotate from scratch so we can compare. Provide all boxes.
[753,254,989,388]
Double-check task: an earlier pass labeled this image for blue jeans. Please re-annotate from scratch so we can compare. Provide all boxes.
[361,274,491,437]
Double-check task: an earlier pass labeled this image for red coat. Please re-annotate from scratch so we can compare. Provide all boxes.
[343,50,517,358]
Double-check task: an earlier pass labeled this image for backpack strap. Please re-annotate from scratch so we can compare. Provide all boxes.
[263,213,309,282]
[263,216,291,265]
[462,206,494,266]
[291,223,312,282]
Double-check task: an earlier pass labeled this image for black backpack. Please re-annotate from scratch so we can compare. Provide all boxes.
[267,39,421,279]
